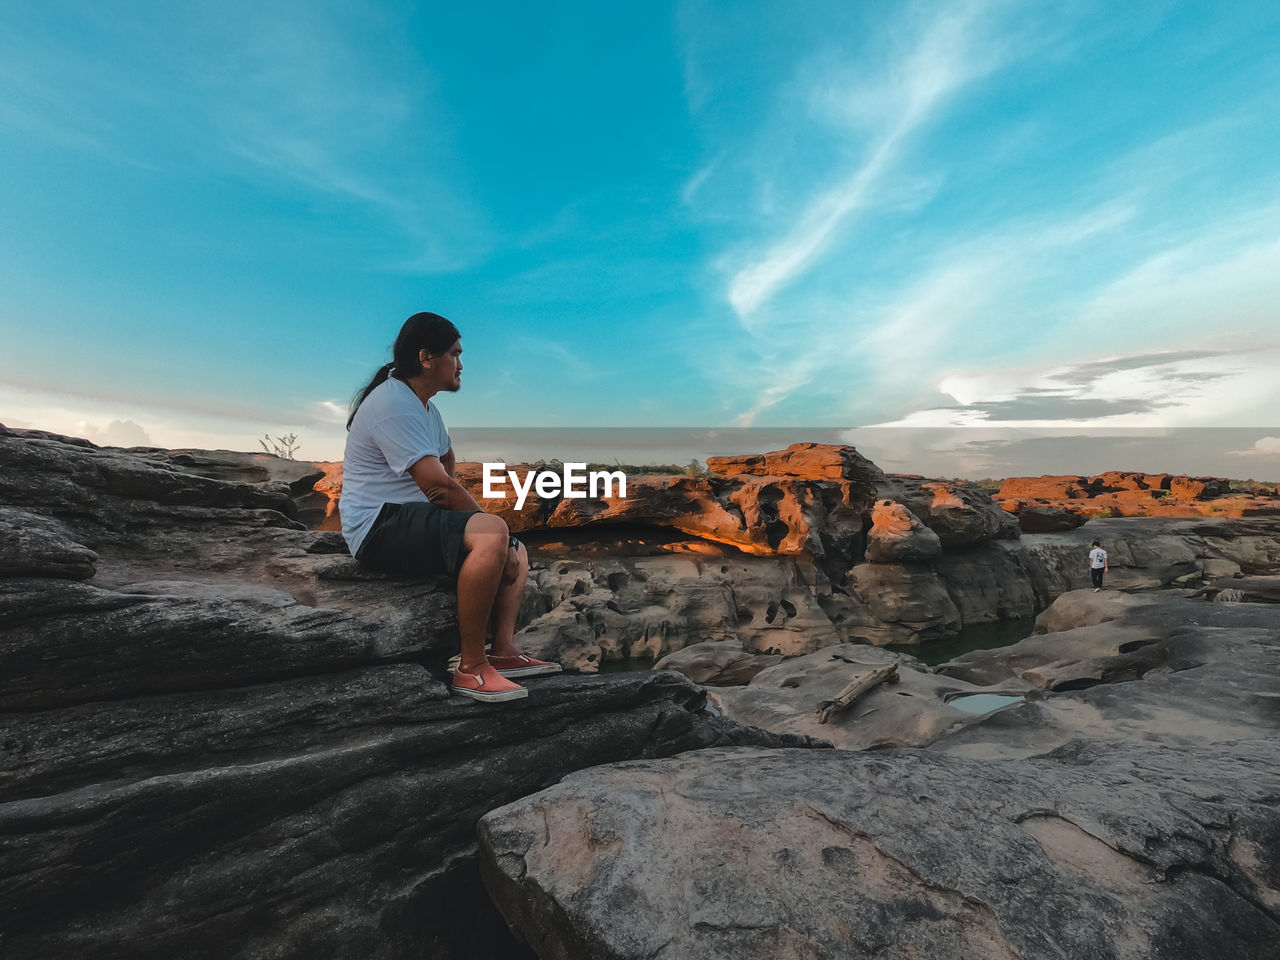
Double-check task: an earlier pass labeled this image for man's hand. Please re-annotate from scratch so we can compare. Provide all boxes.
[501,540,523,584]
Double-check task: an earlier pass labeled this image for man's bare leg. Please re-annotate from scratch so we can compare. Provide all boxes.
[455,513,509,675]
[489,543,529,659]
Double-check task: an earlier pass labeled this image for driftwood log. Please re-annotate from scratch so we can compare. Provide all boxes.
[814,663,899,724]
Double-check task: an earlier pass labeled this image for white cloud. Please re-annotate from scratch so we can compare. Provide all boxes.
[312,400,349,424]
[76,419,154,447]
[869,344,1279,430]
[681,154,722,207]
[1229,437,1280,457]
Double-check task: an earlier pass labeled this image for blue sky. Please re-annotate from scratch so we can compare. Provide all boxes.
[2,0,1279,468]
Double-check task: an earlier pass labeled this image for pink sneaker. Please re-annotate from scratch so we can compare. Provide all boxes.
[487,653,563,678]
[451,664,529,702]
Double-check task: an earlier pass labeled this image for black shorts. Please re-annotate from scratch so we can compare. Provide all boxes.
[355,501,478,578]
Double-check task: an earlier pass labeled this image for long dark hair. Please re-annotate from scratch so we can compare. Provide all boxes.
[347,312,461,429]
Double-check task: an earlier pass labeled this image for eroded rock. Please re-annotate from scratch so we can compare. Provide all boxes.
[709,644,1028,749]
[865,500,942,563]
[480,740,1280,960]
[654,640,782,686]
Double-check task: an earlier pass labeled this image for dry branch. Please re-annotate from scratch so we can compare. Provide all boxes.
[814,663,899,724]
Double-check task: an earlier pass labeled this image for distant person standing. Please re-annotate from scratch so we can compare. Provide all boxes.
[1088,540,1109,592]
[342,312,560,703]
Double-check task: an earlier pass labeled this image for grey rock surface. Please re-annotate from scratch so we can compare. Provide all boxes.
[844,562,962,644]
[480,585,1280,959]
[709,643,1029,749]
[653,639,783,686]
[480,741,1280,960]
[0,506,99,580]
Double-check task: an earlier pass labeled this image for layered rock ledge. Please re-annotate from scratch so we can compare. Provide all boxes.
[0,426,816,960]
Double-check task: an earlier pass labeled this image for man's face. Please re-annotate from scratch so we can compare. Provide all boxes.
[427,339,463,392]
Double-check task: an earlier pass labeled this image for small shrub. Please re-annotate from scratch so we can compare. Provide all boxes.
[260,433,301,459]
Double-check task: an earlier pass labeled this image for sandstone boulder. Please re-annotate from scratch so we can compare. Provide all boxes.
[997,475,1090,499]
[1169,476,1231,500]
[480,739,1280,960]
[654,640,783,686]
[843,563,962,644]
[864,499,942,562]
[878,475,1020,547]
[935,588,1280,756]
[1015,504,1087,533]
[705,442,888,483]
[709,644,1029,749]
[1198,575,1280,604]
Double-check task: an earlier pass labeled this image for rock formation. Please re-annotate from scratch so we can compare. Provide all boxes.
[996,471,1280,527]
[480,736,1279,960]
[864,499,942,562]
[479,590,1280,959]
[0,426,817,960]
[9,424,1280,959]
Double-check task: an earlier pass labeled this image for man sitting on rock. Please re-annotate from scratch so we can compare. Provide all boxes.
[341,312,560,702]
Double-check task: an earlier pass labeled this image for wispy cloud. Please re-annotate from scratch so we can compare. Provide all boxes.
[508,337,605,381]
[0,3,490,274]
[311,400,349,425]
[725,1,1007,321]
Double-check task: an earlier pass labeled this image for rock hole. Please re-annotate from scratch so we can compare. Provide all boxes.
[779,599,797,618]
[606,600,621,613]
[737,608,754,624]
[607,572,629,591]
[780,676,805,688]
[765,601,779,624]
[1052,677,1102,692]
[765,520,789,551]
[557,564,571,575]
[1118,639,1160,654]
[571,581,588,596]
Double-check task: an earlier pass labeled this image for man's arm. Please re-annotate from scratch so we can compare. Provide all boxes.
[441,446,457,478]
[409,455,483,511]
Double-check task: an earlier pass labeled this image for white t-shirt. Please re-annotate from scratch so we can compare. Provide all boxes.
[341,377,451,555]
[1089,547,1108,569]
